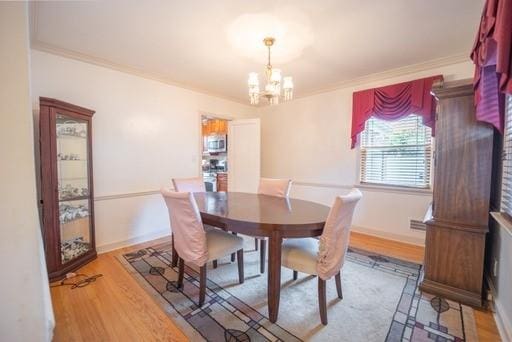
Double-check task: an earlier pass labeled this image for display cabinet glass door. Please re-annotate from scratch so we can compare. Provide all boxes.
[55,113,92,264]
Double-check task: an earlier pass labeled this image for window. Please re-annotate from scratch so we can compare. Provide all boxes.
[360,114,432,188]
[501,95,512,217]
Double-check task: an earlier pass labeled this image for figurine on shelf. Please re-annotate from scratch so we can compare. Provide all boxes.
[57,121,87,138]
[59,203,89,223]
[61,236,90,262]
[57,153,82,161]
[59,184,89,200]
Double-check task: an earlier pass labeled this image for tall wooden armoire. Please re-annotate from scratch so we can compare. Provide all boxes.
[419,80,494,307]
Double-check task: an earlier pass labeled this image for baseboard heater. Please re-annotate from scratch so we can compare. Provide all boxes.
[412,202,432,231]
[410,219,427,231]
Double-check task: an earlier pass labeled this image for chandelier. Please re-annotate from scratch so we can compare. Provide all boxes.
[248,37,293,105]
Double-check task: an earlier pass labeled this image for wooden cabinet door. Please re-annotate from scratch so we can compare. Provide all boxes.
[433,91,493,227]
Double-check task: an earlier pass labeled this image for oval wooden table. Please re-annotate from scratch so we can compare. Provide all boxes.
[193,192,330,323]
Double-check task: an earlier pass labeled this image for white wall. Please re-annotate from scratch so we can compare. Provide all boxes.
[488,220,512,341]
[0,3,54,341]
[257,61,474,245]
[30,50,255,251]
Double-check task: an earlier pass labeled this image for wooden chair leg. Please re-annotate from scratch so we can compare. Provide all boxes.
[171,235,178,267]
[335,272,343,299]
[255,238,259,251]
[212,260,218,269]
[237,249,244,284]
[199,265,206,307]
[177,257,184,289]
[231,232,237,262]
[260,239,266,273]
[293,270,298,280]
[318,278,328,325]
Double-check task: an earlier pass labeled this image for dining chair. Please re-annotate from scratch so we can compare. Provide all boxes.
[161,189,244,307]
[281,189,362,325]
[255,178,292,273]
[172,177,206,192]
[171,177,206,267]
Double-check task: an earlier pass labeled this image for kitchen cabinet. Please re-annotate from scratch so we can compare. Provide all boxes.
[217,173,228,192]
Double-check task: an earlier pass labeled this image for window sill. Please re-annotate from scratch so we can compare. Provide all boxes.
[355,183,433,196]
[490,212,512,237]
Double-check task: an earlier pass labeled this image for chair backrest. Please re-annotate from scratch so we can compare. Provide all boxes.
[172,177,206,193]
[317,189,362,280]
[161,188,207,266]
[257,178,292,198]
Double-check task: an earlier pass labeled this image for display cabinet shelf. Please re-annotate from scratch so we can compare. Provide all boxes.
[56,135,87,139]
[58,195,90,202]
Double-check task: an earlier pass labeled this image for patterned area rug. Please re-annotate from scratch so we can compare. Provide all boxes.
[119,238,478,341]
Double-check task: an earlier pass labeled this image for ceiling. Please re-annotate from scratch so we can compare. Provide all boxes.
[31,0,484,103]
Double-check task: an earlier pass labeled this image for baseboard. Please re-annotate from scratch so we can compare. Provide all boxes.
[98,226,424,252]
[97,229,170,254]
[494,298,512,342]
[351,225,425,246]
[487,275,512,342]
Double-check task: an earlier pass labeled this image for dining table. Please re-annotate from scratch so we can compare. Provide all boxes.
[193,191,331,323]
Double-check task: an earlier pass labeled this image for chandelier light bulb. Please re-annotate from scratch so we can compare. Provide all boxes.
[249,85,259,95]
[270,69,282,84]
[265,83,276,94]
[283,76,293,90]
[248,72,259,86]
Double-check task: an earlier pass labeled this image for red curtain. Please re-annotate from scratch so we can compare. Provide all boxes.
[351,75,443,148]
[471,0,512,133]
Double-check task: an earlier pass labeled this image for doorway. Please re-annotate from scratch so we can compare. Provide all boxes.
[201,115,229,192]
[199,114,261,193]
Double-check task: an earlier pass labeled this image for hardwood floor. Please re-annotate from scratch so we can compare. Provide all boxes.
[349,231,425,264]
[51,237,187,342]
[50,232,501,341]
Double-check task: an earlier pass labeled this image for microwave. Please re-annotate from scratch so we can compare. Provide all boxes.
[207,135,227,153]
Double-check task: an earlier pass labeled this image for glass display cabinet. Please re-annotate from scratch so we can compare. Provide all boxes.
[39,97,96,281]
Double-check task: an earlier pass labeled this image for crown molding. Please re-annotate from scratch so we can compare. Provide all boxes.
[31,40,470,109]
[293,53,471,100]
[30,40,252,107]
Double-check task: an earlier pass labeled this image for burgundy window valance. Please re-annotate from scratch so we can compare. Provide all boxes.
[471,0,512,132]
[350,75,443,148]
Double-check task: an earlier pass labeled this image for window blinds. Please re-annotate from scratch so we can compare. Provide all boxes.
[360,115,432,188]
[501,95,512,217]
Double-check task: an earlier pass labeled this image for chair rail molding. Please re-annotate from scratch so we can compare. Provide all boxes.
[94,189,171,201]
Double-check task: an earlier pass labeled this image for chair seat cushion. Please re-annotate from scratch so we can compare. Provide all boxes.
[204,224,217,231]
[281,238,319,275]
[206,229,244,261]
